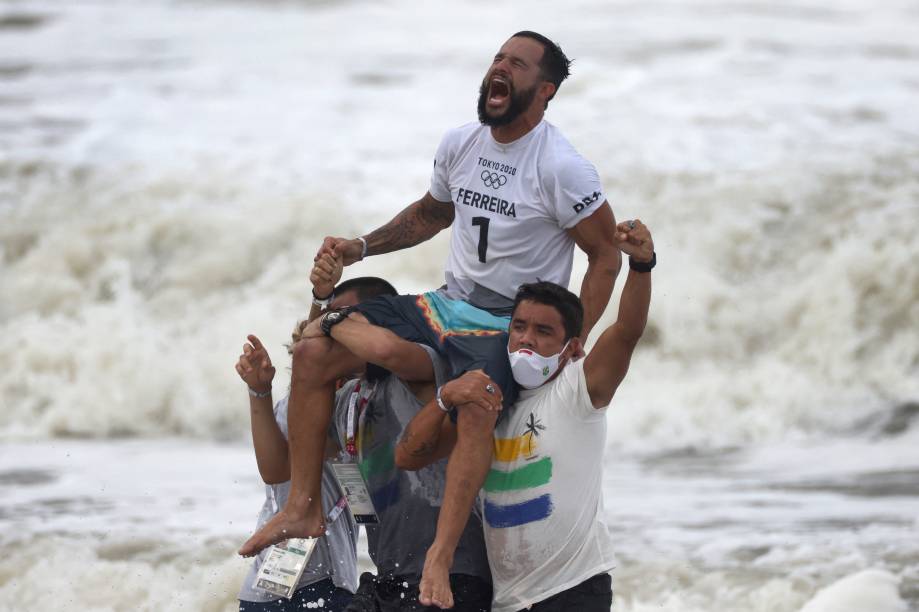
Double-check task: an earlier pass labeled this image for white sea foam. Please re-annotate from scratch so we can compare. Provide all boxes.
[2,439,915,611]
[0,533,249,612]
[3,4,918,609]
[3,0,917,449]
[799,569,907,612]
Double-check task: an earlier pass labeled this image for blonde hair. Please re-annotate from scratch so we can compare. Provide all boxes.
[287,316,310,354]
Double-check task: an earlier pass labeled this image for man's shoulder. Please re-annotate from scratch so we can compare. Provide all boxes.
[441,121,487,146]
[533,358,586,404]
[536,122,593,169]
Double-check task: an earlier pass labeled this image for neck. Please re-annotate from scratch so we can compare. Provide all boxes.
[490,108,544,144]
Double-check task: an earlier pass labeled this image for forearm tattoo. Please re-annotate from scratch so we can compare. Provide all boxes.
[399,427,436,458]
[365,199,454,256]
[418,198,455,228]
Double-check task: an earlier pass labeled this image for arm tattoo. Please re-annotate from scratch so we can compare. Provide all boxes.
[399,427,435,457]
[418,198,455,228]
[364,198,454,256]
[409,442,435,457]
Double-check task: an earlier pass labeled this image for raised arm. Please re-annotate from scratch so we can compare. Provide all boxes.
[303,252,344,325]
[583,219,653,408]
[568,202,622,340]
[235,335,290,484]
[317,192,455,266]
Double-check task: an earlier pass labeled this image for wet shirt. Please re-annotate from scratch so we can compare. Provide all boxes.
[331,347,491,582]
[239,395,359,602]
[482,358,615,612]
[430,120,606,303]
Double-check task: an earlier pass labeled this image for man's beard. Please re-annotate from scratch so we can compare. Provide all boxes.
[477,78,539,128]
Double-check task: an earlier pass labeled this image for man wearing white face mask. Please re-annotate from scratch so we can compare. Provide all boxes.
[396,219,654,611]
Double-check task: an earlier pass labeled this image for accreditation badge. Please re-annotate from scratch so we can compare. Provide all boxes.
[253,537,318,599]
[330,461,378,524]
[253,496,347,599]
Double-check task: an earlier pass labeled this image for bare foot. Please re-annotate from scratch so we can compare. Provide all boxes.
[238,504,325,557]
[419,550,454,609]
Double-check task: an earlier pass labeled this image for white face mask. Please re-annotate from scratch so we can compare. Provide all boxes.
[507,340,570,389]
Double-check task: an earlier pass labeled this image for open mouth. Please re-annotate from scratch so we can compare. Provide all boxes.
[488,76,510,107]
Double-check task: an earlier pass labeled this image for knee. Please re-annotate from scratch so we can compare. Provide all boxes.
[456,404,498,434]
[291,336,334,380]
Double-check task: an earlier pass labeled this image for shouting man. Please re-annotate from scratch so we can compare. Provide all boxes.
[242,30,623,607]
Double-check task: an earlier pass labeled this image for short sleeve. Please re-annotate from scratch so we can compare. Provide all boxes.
[273,395,290,439]
[557,358,606,421]
[543,154,605,230]
[429,131,455,204]
[418,343,450,389]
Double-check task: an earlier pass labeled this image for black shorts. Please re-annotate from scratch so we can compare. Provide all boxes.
[355,292,517,410]
[520,573,612,612]
[344,572,492,612]
[239,578,353,612]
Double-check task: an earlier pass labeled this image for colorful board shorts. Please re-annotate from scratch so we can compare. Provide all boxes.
[354,291,517,410]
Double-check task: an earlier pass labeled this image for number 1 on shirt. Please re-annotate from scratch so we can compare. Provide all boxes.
[472,216,490,263]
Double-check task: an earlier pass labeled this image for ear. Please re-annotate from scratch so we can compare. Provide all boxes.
[539,81,556,102]
[564,337,584,361]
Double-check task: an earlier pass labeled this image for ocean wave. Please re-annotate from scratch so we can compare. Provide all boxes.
[2,0,917,449]
[0,534,248,612]
[1,152,916,449]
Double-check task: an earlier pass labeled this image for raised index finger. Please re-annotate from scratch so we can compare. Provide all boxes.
[247,335,264,351]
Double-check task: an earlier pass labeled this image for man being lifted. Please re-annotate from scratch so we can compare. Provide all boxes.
[241,30,622,607]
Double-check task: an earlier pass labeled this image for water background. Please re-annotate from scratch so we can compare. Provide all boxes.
[1,0,918,610]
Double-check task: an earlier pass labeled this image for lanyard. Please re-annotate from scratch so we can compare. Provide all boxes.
[327,495,348,524]
[345,381,376,456]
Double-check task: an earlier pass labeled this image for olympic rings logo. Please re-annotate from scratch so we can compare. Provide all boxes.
[480,170,508,189]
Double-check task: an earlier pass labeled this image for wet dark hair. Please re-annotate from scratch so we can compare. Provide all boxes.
[512,31,572,105]
[512,281,583,341]
[289,277,398,354]
[335,276,398,301]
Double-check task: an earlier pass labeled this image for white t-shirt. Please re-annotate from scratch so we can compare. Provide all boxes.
[430,121,605,302]
[482,358,615,612]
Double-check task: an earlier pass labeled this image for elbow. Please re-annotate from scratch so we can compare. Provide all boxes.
[619,324,646,348]
[259,467,291,486]
[394,447,426,471]
[394,448,412,470]
[257,451,291,484]
[587,244,622,276]
[606,246,623,276]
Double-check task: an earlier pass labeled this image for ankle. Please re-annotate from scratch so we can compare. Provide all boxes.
[425,544,454,568]
[284,493,319,514]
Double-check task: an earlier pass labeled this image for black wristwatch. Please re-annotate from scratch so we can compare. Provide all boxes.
[629,252,656,273]
[320,306,355,336]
